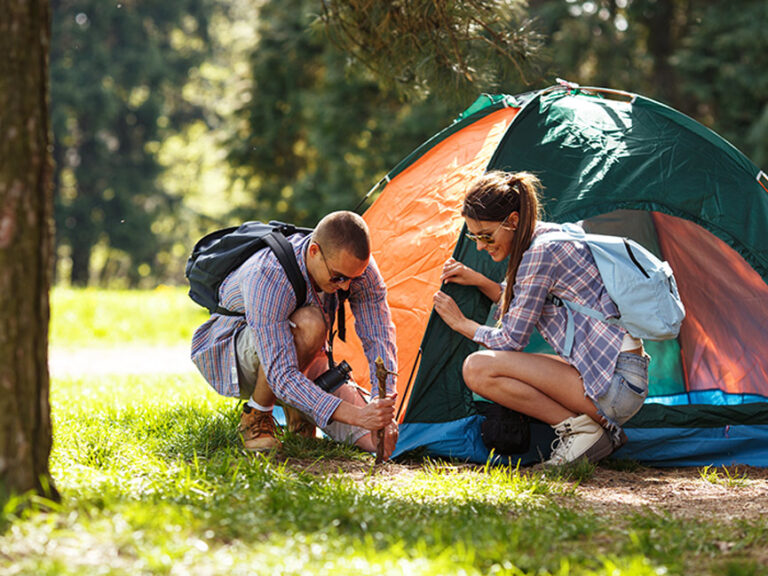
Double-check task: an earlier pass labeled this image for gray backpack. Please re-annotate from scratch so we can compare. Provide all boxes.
[535,223,686,355]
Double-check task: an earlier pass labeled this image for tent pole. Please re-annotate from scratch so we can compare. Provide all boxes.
[353,176,390,214]
[396,347,422,422]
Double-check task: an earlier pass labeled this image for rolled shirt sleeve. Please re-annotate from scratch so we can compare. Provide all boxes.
[346,256,398,397]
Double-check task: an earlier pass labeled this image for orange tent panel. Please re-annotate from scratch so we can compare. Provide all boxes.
[333,106,520,414]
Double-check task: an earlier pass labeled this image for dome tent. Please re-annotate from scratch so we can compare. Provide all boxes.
[334,82,768,467]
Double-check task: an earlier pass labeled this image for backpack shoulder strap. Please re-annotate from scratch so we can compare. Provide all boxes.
[535,225,620,356]
[531,223,586,247]
[262,231,307,308]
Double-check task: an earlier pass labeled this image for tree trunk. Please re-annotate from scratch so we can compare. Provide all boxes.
[0,0,58,499]
[643,0,686,114]
[69,233,92,286]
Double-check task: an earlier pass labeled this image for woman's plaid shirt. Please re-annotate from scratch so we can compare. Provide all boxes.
[474,222,625,400]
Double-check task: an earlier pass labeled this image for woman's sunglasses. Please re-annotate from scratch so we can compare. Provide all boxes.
[464,220,507,245]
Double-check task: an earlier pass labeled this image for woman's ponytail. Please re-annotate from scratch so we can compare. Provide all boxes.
[498,172,542,315]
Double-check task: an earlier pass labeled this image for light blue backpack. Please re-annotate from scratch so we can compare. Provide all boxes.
[535,223,686,356]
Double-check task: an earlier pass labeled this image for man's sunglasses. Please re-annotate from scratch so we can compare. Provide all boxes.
[316,242,351,284]
[464,220,507,245]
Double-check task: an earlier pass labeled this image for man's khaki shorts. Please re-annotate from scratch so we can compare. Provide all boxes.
[235,327,369,445]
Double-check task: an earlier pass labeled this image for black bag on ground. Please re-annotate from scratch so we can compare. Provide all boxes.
[475,401,531,455]
[185,220,313,316]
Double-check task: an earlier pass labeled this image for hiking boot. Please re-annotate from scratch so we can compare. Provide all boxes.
[283,404,317,438]
[238,405,281,452]
[543,414,613,466]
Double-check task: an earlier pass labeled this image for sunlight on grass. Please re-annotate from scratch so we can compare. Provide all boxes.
[698,465,750,489]
[2,288,765,574]
[382,459,562,508]
[50,286,208,348]
[0,373,764,574]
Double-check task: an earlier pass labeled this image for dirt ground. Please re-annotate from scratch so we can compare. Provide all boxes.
[281,456,768,523]
[558,464,768,521]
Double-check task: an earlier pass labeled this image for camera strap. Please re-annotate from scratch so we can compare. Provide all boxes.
[325,289,348,369]
[336,289,348,342]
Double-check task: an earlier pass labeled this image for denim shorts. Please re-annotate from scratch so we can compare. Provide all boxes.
[235,326,262,400]
[592,352,650,429]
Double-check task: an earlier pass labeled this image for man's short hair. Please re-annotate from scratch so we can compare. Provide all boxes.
[312,211,371,261]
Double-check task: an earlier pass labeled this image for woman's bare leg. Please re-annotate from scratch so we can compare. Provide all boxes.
[462,350,601,425]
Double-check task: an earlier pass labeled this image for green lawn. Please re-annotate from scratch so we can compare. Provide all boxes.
[1,288,765,575]
[50,286,209,348]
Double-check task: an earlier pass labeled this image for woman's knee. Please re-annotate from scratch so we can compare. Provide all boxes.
[462,351,492,392]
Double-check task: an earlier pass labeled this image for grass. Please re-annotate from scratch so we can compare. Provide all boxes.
[50,286,208,348]
[1,288,766,575]
[698,465,750,489]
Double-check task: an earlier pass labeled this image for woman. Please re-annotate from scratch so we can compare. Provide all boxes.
[433,171,649,465]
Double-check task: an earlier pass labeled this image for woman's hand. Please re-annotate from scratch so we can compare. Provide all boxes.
[441,258,503,302]
[433,290,480,339]
[441,258,478,286]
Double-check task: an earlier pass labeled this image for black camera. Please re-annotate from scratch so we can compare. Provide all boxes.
[313,360,353,393]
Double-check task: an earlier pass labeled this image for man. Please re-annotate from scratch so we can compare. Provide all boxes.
[191,211,399,458]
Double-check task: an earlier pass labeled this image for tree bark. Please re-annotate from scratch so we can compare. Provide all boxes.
[0,0,58,499]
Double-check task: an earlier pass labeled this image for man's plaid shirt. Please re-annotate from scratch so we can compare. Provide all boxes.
[191,233,397,428]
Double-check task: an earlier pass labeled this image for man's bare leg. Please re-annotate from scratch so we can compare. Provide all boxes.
[240,306,327,449]
[275,306,328,437]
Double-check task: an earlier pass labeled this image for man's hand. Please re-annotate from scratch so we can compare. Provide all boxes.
[355,394,396,430]
[330,392,397,430]
[355,418,399,460]
[380,420,399,460]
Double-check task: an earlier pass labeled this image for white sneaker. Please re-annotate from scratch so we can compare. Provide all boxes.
[544,414,613,466]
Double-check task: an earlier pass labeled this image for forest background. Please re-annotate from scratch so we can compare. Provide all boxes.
[51,0,768,289]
